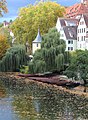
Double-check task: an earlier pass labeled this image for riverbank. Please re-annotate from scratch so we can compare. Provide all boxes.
[0,72,88,98]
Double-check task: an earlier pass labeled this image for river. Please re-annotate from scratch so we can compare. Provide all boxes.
[0,80,88,120]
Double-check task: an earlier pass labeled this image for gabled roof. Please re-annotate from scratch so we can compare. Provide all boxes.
[59,18,78,27]
[63,26,77,40]
[33,29,42,43]
[65,3,88,18]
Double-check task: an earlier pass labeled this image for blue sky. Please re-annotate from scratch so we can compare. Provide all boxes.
[0,0,80,22]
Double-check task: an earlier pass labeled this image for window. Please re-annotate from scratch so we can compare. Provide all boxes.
[68,41,70,44]
[82,28,83,33]
[68,47,73,51]
[71,40,73,44]
[80,21,84,25]
[82,21,84,25]
[80,44,81,48]
[69,31,73,37]
[81,36,83,41]
[78,37,79,41]
[61,34,64,37]
[68,47,70,50]
[78,29,79,33]
[71,47,73,50]
[37,44,38,47]
[84,28,85,33]
[68,40,73,44]
[80,29,81,33]
[84,36,86,41]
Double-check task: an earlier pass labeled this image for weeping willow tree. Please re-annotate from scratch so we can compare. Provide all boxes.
[0,45,28,72]
[29,28,70,73]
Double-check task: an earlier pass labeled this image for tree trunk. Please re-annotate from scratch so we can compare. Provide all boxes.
[84,87,87,93]
[83,79,87,92]
[83,79,87,86]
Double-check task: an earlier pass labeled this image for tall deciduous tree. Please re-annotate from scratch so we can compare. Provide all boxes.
[29,28,69,73]
[0,0,8,16]
[11,1,65,52]
[0,34,9,59]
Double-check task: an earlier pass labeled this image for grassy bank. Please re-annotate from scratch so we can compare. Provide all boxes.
[0,72,88,98]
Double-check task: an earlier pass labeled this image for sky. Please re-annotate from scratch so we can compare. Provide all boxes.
[0,0,80,22]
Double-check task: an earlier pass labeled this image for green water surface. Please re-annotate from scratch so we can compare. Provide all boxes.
[0,80,88,120]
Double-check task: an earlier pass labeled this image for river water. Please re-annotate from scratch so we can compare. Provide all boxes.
[0,80,88,120]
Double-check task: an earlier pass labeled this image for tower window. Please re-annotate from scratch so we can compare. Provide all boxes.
[37,44,38,47]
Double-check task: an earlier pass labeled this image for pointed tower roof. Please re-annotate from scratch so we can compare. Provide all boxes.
[33,29,42,43]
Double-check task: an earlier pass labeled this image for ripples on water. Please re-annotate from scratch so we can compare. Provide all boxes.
[0,80,88,120]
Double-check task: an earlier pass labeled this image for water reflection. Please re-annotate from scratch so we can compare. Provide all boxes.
[0,80,88,120]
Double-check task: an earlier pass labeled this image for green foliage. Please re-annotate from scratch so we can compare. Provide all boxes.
[29,28,70,73]
[0,34,10,59]
[0,23,3,28]
[0,45,28,72]
[0,27,12,46]
[11,1,65,52]
[64,50,88,85]
[0,0,8,16]
[20,65,29,74]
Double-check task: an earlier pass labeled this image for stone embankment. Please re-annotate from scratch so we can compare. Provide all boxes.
[0,72,88,98]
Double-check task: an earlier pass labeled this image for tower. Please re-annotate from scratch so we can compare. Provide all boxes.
[32,29,42,54]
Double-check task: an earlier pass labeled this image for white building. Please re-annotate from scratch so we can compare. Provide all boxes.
[77,14,88,50]
[56,18,78,51]
[3,21,10,28]
[32,29,42,54]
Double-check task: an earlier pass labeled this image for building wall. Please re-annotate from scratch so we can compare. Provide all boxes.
[56,18,62,32]
[60,28,77,51]
[85,28,88,49]
[77,16,87,50]
[32,42,41,54]
[66,39,77,51]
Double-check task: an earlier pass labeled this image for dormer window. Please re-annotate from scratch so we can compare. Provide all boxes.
[69,31,73,37]
[80,21,84,25]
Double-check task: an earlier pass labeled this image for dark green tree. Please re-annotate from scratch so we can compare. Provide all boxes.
[0,45,28,72]
[64,50,88,86]
[29,28,69,73]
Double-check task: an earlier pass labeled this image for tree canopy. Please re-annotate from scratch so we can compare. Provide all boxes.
[0,45,28,72]
[0,27,12,46]
[0,34,9,59]
[64,50,88,85]
[0,0,8,16]
[11,1,65,52]
[29,28,69,73]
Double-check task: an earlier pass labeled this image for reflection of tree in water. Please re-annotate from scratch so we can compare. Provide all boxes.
[13,95,37,120]
[0,81,6,98]
[11,83,88,120]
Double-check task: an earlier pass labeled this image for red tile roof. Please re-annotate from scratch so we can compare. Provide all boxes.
[65,3,88,18]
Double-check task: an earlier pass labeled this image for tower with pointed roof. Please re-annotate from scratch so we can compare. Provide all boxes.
[32,29,42,54]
